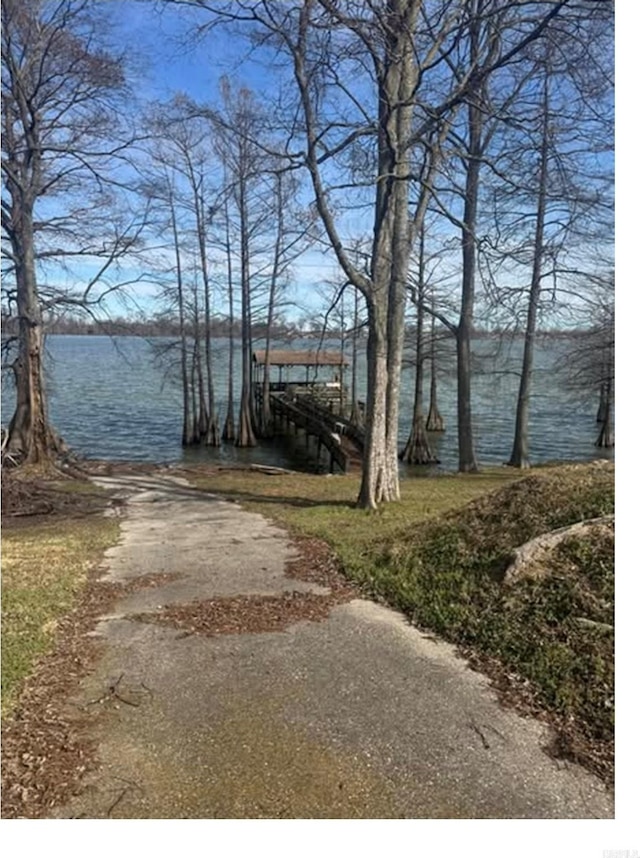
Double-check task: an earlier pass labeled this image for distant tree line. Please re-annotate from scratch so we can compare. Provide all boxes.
[3,309,586,341]
[0,312,301,341]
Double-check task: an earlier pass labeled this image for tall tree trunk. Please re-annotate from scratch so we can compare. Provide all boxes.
[456,323,476,472]
[260,173,286,436]
[222,202,236,441]
[358,0,420,506]
[260,341,273,436]
[192,287,209,440]
[401,227,437,463]
[259,278,277,438]
[338,294,347,416]
[236,174,256,447]
[190,340,199,443]
[426,311,445,432]
[595,326,614,448]
[596,382,607,423]
[358,307,392,507]
[194,186,220,446]
[508,75,550,469]
[400,297,438,464]
[595,380,613,448]
[457,68,483,473]
[292,0,421,507]
[6,205,59,462]
[349,288,363,427]
[196,346,209,439]
[169,194,193,446]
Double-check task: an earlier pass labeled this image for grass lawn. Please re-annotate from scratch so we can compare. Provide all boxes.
[187,466,518,567]
[189,461,614,783]
[1,502,119,716]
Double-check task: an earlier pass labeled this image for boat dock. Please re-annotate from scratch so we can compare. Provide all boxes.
[252,349,364,473]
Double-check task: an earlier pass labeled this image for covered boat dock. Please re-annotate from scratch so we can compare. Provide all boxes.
[252,348,363,473]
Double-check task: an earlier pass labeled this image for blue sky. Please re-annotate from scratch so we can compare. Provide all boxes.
[97,1,341,319]
[113,3,227,99]
[112,2,285,107]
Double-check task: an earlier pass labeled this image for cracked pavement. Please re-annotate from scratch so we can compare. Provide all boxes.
[52,474,613,819]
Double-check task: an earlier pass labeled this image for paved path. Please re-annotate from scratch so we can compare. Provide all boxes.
[55,474,613,819]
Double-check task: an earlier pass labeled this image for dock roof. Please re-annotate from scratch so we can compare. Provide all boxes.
[252,349,348,367]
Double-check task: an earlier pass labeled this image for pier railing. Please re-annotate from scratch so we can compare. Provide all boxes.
[269,392,350,473]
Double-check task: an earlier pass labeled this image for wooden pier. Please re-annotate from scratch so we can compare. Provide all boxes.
[252,349,365,473]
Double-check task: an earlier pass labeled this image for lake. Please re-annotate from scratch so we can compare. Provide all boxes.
[0,334,612,472]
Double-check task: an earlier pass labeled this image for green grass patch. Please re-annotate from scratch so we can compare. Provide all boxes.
[1,516,119,715]
[351,463,613,743]
[191,461,614,772]
[189,467,517,568]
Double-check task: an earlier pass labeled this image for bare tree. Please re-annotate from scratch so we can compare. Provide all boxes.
[477,8,614,467]
[153,102,222,445]
[2,0,144,463]
[167,179,194,445]
[220,193,236,441]
[168,0,584,504]
[141,102,226,446]
[211,81,273,447]
[506,61,552,469]
[426,1,531,472]
[594,305,614,449]
[561,276,614,449]
[349,286,365,428]
[252,167,317,435]
[211,0,453,505]
[401,224,438,464]
[425,307,446,432]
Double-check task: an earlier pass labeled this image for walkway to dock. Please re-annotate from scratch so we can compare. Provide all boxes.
[48,473,612,819]
[269,391,364,473]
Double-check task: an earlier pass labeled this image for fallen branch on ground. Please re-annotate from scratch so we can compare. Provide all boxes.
[504,515,614,584]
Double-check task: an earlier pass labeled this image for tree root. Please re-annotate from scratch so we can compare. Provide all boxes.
[503,515,614,584]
